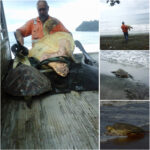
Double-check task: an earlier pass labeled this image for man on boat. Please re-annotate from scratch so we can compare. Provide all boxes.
[15,0,74,77]
[16,0,70,47]
[121,21,133,42]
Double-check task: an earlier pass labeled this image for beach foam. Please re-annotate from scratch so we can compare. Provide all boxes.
[101,50,149,68]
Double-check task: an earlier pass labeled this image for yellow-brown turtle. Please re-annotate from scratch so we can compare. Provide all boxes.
[106,123,145,137]
[28,18,75,77]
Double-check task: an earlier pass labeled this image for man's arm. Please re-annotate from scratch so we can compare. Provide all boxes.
[15,30,24,45]
[15,19,33,45]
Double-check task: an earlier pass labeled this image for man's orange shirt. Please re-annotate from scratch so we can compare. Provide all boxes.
[18,16,69,43]
[121,24,128,33]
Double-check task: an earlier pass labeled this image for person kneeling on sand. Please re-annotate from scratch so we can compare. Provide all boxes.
[121,21,133,42]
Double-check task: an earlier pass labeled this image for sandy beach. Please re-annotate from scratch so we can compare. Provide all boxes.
[100,33,149,50]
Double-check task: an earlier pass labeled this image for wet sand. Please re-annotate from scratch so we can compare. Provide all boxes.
[100,33,149,50]
[100,74,149,100]
[101,133,149,149]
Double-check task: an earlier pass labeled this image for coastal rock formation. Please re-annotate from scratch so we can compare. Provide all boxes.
[76,20,98,31]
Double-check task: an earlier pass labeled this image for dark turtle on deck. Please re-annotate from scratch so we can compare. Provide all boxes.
[111,69,133,79]
[106,123,145,137]
[4,64,52,97]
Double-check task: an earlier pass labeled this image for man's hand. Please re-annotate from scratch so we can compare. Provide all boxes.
[15,30,24,45]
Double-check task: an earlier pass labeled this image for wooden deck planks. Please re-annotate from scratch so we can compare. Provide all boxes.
[1,91,98,149]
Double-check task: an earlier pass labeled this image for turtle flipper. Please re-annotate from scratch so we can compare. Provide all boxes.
[128,74,133,79]
[74,40,96,66]
[11,32,30,68]
[24,96,33,109]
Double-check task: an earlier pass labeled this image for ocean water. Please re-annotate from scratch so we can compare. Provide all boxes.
[8,31,99,55]
[101,50,149,68]
[100,101,149,142]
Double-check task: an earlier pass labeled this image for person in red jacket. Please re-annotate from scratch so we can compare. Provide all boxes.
[121,21,133,42]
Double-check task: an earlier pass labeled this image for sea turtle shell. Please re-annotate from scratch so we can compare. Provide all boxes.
[111,69,133,78]
[4,64,52,96]
[28,19,75,77]
[106,123,144,136]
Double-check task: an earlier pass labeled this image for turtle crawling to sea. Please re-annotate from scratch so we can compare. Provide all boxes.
[111,69,133,79]
[106,123,145,137]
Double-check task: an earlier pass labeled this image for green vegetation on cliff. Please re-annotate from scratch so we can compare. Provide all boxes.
[76,20,99,31]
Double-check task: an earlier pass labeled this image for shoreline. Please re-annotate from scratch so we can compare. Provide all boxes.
[100,73,149,100]
[100,133,149,150]
[100,59,149,86]
[100,33,149,50]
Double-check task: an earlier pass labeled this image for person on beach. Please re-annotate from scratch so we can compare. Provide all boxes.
[121,22,133,42]
[16,0,70,47]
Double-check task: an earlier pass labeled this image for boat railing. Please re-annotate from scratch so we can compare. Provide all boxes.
[0,0,12,81]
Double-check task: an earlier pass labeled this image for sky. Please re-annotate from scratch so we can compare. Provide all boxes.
[100,0,149,35]
[3,0,99,32]
[3,0,149,34]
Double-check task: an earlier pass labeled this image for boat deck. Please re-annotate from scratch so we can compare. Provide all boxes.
[1,91,98,149]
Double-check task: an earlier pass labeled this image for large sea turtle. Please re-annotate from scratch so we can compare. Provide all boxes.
[111,69,133,79]
[106,123,145,137]
[4,64,52,108]
[4,64,52,97]
[28,19,75,77]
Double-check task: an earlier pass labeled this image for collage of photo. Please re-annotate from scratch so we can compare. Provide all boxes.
[100,0,149,149]
[1,0,149,149]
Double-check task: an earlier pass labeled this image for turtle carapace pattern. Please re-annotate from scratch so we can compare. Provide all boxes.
[4,64,52,97]
[106,123,145,137]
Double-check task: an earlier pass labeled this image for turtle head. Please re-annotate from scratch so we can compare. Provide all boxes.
[111,71,116,74]
[106,125,113,132]
[106,125,121,135]
[106,125,117,135]
[43,19,58,35]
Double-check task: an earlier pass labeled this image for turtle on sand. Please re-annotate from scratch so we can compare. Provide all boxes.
[111,69,133,79]
[106,123,145,137]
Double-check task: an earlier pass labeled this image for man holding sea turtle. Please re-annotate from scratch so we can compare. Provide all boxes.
[15,0,74,77]
[121,21,133,42]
